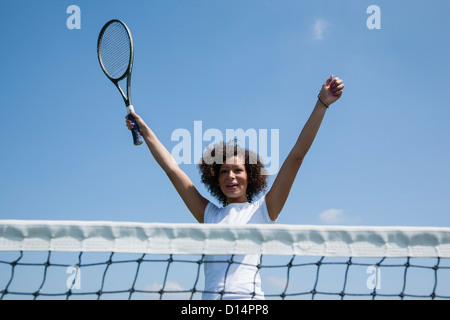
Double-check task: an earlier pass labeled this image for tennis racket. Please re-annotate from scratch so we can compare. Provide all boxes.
[97,19,143,146]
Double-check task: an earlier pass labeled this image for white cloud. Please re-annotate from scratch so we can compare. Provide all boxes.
[318,208,360,225]
[147,280,185,292]
[264,276,287,290]
[142,281,192,300]
[313,19,330,40]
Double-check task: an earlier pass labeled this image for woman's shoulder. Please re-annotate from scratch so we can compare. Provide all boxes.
[203,201,221,223]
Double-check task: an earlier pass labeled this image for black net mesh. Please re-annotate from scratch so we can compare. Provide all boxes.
[1,251,449,300]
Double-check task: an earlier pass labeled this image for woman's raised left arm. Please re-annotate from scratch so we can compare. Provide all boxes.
[265,75,344,221]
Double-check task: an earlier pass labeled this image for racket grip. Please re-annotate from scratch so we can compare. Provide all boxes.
[127,113,144,146]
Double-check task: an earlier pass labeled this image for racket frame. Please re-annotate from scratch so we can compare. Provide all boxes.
[97,19,143,146]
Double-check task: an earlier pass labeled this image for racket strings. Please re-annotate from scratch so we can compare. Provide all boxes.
[100,22,131,80]
[101,27,130,77]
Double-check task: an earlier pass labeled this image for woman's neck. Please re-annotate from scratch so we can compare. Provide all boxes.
[226,196,249,205]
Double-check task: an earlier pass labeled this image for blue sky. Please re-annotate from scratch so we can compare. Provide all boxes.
[1,0,449,228]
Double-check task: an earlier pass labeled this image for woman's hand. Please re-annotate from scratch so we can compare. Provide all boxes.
[319,75,344,107]
[125,109,148,135]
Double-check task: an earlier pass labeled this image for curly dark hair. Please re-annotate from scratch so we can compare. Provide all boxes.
[198,140,268,207]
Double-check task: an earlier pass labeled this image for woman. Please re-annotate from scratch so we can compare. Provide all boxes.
[126,75,344,299]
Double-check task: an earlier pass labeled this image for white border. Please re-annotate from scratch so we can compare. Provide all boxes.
[1,220,450,257]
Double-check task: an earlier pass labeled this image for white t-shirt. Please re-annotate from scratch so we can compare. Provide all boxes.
[202,195,275,300]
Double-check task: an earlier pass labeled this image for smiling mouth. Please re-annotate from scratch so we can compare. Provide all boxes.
[225,183,239,190]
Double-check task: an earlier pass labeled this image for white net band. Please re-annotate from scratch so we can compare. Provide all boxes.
[1,220,450,258]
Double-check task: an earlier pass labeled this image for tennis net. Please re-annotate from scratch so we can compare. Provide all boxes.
[1,220,450,300]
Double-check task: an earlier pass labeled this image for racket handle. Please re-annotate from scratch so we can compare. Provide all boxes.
[126,107,143,146]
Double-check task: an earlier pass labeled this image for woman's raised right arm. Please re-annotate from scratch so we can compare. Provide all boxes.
[126,110,208,223]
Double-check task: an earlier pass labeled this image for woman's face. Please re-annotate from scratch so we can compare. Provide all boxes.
[218,156,249,204]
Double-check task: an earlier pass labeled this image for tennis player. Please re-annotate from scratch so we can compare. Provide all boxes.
[126,75,344,299]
